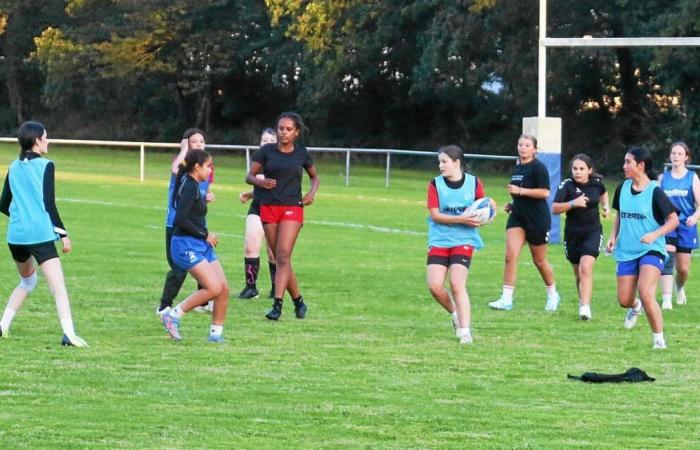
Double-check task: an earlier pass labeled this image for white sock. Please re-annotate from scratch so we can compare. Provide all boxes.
[632,299,642,312]
[546,283,557,296]
[450,310,458,319]
[0,307,17,332]
[676,286,685,295]
[210,324,223,336]
[172,305,185,319]
[501,285,514,302]
[457,327,471,337]
[662,294,672,303]
[653,332,665,342]
[60,317,75,336]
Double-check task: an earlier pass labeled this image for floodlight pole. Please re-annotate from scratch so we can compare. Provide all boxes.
[538,0,548,117]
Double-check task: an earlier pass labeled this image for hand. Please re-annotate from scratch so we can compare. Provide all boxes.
[206,232,218,247]
[602,206,609,218]
[205,192,215,203]
[507,184,522,196]
[461,213,482,228]
[687,215,698,227]
[180,138,188,152]
[572,194,589,208]
[239,191,253,203]
[61,237,72,254]
[605,237,615,254]
[640,232,656,244]
[302,192,315,206]
[259,178,277,189]
[504,202,512,213]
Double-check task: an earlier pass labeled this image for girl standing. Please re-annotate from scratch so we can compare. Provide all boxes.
[160,150,229,342]
[426,145,494,344]
[658,142,700,309]
[245,112,320,320]
[606,147,678,349]
[0,121,88,346]
[552,154,609,320]
[489,134,561,311]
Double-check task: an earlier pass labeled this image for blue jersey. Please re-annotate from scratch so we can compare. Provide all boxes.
[165,173,210,228]
[427,173,484,249]
[615,179,667,261]
[5,157,60,244]
[661,169,698,248]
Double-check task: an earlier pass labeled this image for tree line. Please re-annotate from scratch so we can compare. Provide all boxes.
[0,0,698,171]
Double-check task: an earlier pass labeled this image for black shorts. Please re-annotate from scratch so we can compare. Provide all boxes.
[8,241,59,265]
[247,199,261,216]
[427,245,473,268]
[506,215,550,246]
[564,229,602,264]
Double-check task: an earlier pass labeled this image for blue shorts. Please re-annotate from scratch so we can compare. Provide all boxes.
[616,252,665,276]
[667,223,698,251]
[170,235,217,271]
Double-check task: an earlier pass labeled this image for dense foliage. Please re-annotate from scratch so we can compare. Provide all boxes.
[0,1,698,169]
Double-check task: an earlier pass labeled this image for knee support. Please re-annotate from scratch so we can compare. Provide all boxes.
[661,252,676,276]
[19,271,38,292]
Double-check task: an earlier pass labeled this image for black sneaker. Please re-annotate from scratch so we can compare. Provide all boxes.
[266,299,283,320]
[293,297,307,319]
[238,285,259,299]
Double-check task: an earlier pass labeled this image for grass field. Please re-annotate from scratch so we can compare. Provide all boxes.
[0,143,698,449]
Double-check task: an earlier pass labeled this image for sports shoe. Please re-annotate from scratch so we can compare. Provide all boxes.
[661,299,673,310]
[457,328,473,344]
[161,311,182,340]
[578,304,591,321]
[194,301,213,313]
[238,285,259,299]
[623,303,643,330]
[61,332,89,347]
[676,289,687,305]
[488,297,513,311]
[652,338,667,350]
[155,305,171,317]
[266,299,283,320]
[293,297,307,319]
[207,334,224,343]
[545,292,560,311]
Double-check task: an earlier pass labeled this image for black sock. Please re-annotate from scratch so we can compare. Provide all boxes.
[268,262,277,290]
[245,257,260,287]
[293,295,303,303]
[274,297,283,304]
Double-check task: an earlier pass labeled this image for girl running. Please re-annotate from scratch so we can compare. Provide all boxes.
[157,129,214,315]
[552,154,609,320]
[427,145,495,344]
[606,147,678,349]
[0,121,88,346]
[658,141,700,309]
[160,149,229,342]
[489,134,561,311]
[237,128,278,299]
[245,112,320,320]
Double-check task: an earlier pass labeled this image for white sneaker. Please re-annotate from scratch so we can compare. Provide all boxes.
[578,304,591,320]
[488,297,512,311]
[676,289,687,305]
[155,306,171,317]
[653,338,667,350]
[545,292,560,311]
[661,299,673,310]
[457,328,473,344]
[194,301,213,313]
[623,304,643,330]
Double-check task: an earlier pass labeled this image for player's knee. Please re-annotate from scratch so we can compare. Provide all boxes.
[19,271,38,293]
[427,282,443,297]
[661,252,675,276]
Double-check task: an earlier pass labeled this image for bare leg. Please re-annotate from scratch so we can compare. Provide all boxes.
[570,263,581,300]
[577,255,595,305]
[179,260,224,314]
[503,227,526,286]
[675,252,691,289]
[244,214,265,258]
[638,265,663,333]
[448,264,470,329]
[427,264,454,314]
[0,258,37,333]
[270,221,303,299]
[529,243,555,286]
[617,275,639,308]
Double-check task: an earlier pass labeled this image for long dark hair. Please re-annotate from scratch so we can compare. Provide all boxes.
[17,121,46,159]
[276,111,308,136]
[172,149,211,207]
[437,145,470,172]
[627,147,658,180]
[182,128,205,141]
[570,153,604,181]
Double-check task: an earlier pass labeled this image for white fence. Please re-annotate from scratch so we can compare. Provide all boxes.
[0,137,517,187]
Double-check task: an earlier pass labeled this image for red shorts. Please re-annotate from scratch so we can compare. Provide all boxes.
[260,205,304,224]
[427,245,474,268]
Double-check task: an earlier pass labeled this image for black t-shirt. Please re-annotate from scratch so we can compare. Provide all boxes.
[173,175,208,239]
[252,143,313,206]
[612,182,678,225]
[509,158,551,231]
[554,177,606,233]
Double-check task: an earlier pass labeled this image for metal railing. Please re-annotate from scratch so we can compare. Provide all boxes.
[0,137,517,187]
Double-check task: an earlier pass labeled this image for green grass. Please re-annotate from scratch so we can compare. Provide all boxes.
[0,144,698,449]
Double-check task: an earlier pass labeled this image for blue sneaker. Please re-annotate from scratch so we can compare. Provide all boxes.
[161,312,181,341]
[207,334,224,343]
[488,297,513,311]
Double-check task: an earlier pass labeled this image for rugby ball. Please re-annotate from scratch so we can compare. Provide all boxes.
[464,197,496,224]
